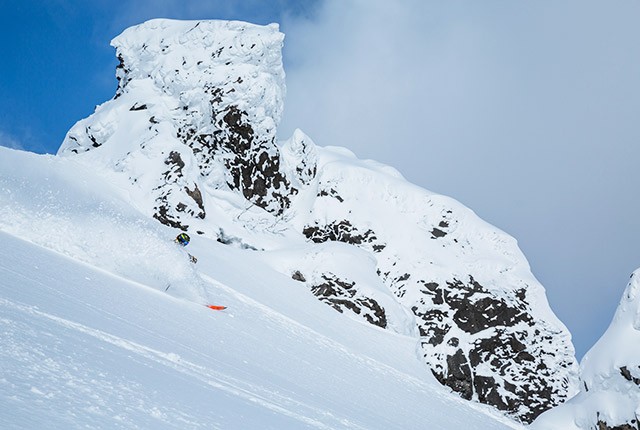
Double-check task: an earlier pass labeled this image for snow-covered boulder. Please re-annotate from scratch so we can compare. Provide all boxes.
[57,18,579,423]
[532,270,640,430]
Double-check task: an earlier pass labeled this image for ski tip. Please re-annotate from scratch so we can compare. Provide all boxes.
[206,305,227,311]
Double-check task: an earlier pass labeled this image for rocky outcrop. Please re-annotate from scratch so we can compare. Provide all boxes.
[153,150,206,230]
[59,19,304,232]
[413,277,572,422]
[303,219,386,253]
[308,273,387,328]
[531,270,640,430]
[300,161,579,423]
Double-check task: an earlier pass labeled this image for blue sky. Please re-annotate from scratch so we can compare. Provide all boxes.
[2,0,639,359]
[0,0,318,152]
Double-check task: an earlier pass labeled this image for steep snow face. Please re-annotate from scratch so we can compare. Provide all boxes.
[290,147,579,423]
[532,270,640,430]
[0,146,523,430]
[56,18,578,423]
[0,147,208,303]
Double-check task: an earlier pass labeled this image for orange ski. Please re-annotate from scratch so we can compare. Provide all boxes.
[206,305,227,311]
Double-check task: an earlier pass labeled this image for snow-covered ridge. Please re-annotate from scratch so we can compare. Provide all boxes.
[53,18,579,423]
[532,270,640,429]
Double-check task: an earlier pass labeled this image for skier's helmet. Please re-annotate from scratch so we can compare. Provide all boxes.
[176,232,190,246]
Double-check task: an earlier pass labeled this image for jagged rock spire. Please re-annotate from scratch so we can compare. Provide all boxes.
[59,19,300,232]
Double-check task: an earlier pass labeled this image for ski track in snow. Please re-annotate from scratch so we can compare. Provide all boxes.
[0,246,394,429]
[0,239,357,429]
[0,296,366,430]
[201,273,434,392]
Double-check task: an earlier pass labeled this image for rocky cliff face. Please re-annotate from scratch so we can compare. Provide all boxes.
[58,18,579,423]
[532,270,640,430]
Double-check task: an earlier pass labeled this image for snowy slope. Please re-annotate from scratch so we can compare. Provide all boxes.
[0,146,522,429]
[52,18,579,422]
[531,270,640,430]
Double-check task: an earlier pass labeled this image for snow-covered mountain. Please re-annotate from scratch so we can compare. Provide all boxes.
[0,146,522,429]
[531,270,640,430]
[56,18,580,423]
[1,18,581,426]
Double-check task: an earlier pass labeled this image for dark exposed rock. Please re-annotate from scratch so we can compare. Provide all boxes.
[207,96,295,216]
[318,188,344,202]
[431,227,447,239]
[184,185,205,218]
[86,127,102,148]
[310,273,387,328]
[451,295,529,334]
[291,271,306,282]
[412,307,450,346]
[153,203,188,231]
[620,366,640,386]
[297,165,317,186]
[106,26,300,233]
[474,375,514,411]
[296,192,571,424]
[303,220,386,252]
[114,54,131,98]
[597,420,639,430]
[152,151,206,229]
[129,103,148,111]
[165,151,185,175]
[409,276,572,423]
[443,278,532,334]
[435,349,473,400]
[431,219,451,239]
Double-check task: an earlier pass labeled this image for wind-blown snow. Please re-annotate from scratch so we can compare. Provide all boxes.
[0,148,206,303]
[0,145,522,429]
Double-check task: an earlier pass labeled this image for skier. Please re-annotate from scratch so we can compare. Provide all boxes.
[170,233,226,311]
[175,232,190,246]
[175,232,198,263]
